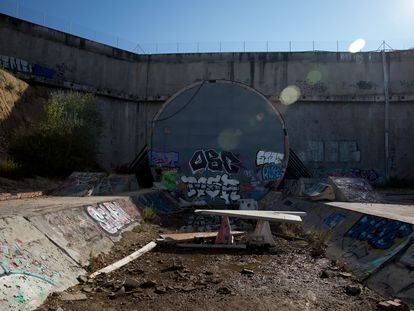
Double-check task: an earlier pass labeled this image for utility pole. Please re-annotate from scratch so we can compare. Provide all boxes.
[381,40,390,181]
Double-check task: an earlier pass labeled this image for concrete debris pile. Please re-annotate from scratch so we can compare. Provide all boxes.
[282,176,383,203]
[328,176,384,203]
[52,171,139,196]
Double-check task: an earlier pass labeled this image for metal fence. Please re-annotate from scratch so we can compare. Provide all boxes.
[0,0,412,54]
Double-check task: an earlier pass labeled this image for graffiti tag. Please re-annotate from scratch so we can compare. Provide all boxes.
[323,212,346,229]
[256,150,283,166]
[181,174,240,204]
[149,150,179,168]
[345,215,413,249]
[261,164,282,181]
[189,149,241,174]
[85,201,133,235]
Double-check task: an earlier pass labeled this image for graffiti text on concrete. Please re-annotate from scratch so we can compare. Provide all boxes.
[189,149,241,174]
[86,201,133,235]
[181,174,240,204]
[149,150,179,168]
[256,150,283,166]
[345,215,413,249]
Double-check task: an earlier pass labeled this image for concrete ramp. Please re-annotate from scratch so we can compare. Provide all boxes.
[0,191,155,310]
[277,198,414,307]
[0,216,85,310]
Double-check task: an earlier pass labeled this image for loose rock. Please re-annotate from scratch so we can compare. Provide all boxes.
[345,285,361,296]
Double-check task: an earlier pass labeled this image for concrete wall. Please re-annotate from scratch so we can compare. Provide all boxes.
[1,13,414,179]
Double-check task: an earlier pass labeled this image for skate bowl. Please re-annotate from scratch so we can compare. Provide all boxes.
[149,80,288,206]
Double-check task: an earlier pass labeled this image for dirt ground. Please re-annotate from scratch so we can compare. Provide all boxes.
[36,215,386,311]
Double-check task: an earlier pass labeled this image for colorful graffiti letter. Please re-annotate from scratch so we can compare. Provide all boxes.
[85,201,133,235]
[149,150,179,168]
[256,150,284,166]
[345,215,413,249]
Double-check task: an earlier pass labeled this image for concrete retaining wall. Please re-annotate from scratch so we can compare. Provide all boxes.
[1,13,414,179]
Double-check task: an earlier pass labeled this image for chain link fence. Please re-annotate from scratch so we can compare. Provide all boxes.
[0,0,412,54]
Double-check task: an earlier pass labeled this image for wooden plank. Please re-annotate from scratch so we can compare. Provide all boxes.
[194,210,303,223]
[159,231,244,242]
[89,241,157,278]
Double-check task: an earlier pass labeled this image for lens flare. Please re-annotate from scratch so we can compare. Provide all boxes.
[348,39,366,53]
[279,85,301,105]
[306,70,322,85]
[218,128,242,150]
[256,112,264,121]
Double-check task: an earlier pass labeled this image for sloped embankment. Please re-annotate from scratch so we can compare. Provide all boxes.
[0,68,49,158]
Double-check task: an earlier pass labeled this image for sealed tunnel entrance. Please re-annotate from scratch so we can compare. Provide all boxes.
[149,80,288,205]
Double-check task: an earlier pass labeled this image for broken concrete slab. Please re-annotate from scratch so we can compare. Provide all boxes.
[328,177,383,203]
[303,182,335,201]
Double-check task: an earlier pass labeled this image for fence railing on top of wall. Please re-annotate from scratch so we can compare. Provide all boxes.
[0,0,412,55]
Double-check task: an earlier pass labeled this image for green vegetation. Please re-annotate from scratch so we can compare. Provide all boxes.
[87,251,96,271]
[8,91,103,177]
[0,159,25,179]
[142,207,156,222]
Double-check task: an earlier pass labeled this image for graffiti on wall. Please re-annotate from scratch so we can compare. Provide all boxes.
[161,170,178,191]
[0,239,57,286]
[85,201,135,235]
[323,212,346,229]
[181,174,240,204]
[345,215,413,250]
[0,55,56,79]
[261,164,282,181]
[256,151,284,166]
[189,149,241,174]
[255,150,283,182]
[149,150,179,168]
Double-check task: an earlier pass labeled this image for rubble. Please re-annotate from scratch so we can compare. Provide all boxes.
[345,284,361,296]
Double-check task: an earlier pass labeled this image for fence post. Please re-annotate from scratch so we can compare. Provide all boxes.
[289,41,291,52]
[312,40,315,51]
[266,40,268,52]
[336,40,339,52]
[156,43,158,53]
[243,41,246,52]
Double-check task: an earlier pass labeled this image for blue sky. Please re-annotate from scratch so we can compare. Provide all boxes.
[1,0,413,51]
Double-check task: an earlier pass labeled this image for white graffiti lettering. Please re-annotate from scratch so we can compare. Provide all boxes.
[181,174,240,204]
[86,201,132,234]
[256,150,284,166]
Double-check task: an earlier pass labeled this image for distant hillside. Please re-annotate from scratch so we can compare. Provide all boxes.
[0,69,49,159]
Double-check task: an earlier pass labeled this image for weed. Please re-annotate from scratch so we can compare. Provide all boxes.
[87,252,96,272]
[306,229,331,258]
[142,207,156,222]
[0,158,25,179]
[4,81,14,91]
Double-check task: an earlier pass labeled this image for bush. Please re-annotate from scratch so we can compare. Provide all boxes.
[0,159,25,179]
[8,91,103,177]
[142,207,156,222]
